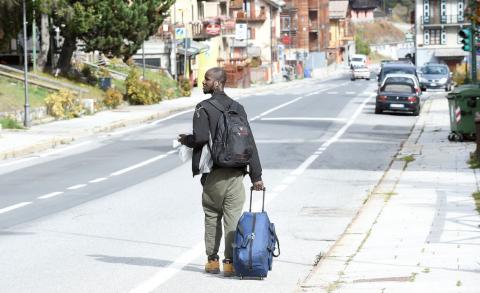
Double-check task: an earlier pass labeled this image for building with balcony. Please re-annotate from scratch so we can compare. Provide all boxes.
[415,0,469,69]
[328,0,354,64]
[280,0,329,74]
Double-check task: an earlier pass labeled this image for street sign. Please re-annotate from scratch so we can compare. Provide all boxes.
[175,28,185,40]
[235,23,247,40]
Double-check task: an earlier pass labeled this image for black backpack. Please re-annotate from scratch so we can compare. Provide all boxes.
[207,99,254,168]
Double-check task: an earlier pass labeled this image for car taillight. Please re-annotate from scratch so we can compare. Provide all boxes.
[408,96,417,103]
[377,95,387,101]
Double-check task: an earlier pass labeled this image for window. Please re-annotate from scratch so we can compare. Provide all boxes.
[281,16,291,31]
[426,29,441,45]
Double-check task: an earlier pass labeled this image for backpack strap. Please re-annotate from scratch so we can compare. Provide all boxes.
[207,99,227,113]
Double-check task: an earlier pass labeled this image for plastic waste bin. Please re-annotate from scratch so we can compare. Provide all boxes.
[99,77,112,90]
[446,85,480,141]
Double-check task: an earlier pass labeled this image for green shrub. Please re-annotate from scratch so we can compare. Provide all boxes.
[179,78,191,97]
[0,117,23,129]
[126,66,165,105]
[355,35,371,55]
[81,66,98,85]
[44,89,84,119]
[103,88,124,109]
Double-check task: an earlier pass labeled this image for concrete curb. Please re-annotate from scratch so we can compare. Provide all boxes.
[297,98,433,292]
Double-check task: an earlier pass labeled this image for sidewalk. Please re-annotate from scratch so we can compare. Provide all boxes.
[299,94,480,292]
[0,73,344,160]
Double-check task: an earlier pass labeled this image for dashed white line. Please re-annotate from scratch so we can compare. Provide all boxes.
[260,117,347,122]
[38,191,64,199]
[0,202,32,214]
[250,96,304,121]
[110,151,177,176]
[346,91,355,95]
[327,91,338,94]
[89,177,108,183]
[67,184,87,190]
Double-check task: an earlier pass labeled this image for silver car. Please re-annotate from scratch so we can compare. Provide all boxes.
[419,63,453,92]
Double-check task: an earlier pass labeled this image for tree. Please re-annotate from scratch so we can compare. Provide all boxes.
[48,0,174,73]
[0,0,21,51]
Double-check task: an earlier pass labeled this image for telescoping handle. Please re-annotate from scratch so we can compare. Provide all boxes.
[249,187,266,212]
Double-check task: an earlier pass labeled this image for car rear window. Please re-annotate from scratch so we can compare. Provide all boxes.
[383,67,415,75]
[384,77,414,85]
[352,57,364,62]
[381,83,414,93]
[422,66,448,74]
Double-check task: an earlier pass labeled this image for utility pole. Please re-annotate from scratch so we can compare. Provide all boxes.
[22,0,30,128]
[142,42,146,79]
[270,6,274,83]
[32,0,37,72]
[171,4,177,81]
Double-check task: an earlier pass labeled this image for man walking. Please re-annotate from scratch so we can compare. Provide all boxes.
[178,67,264,277]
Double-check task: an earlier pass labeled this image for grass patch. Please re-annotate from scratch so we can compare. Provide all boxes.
[422,267,430,273]
[399,155,415,163]
[0,76,54,112]
[472,192,480,214]
[456,280,462,287]
[468,153,480,169]
[409,272,418,282]
[0,117,24,129]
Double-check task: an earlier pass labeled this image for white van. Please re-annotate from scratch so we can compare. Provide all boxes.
[350,54,367,68]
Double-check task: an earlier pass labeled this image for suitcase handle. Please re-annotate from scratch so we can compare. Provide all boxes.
[249,187,266,212]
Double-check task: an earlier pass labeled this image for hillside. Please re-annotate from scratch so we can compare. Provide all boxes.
[354,20,406,45]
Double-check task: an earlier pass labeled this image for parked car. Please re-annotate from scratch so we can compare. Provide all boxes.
[379,73,421,96]
[350,65,371,81]
[375,79,421,116]
[377,62,419,87]
[418,63,453,91]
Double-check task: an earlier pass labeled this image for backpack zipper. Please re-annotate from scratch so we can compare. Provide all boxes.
[249,213,256,270]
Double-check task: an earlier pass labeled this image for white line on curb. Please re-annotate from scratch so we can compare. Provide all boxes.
[127,90,374,293]
[38,191,64,199]
[0,202,32,214]
[67,184,87,190]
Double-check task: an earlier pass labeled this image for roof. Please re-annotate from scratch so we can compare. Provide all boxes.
[263,0,285,9]
[329,1,349,19]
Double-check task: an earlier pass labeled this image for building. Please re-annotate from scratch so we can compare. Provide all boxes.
[328,0,354,65]
[349,0,379,23]
[415,0,469,69]
[280,0,330,75]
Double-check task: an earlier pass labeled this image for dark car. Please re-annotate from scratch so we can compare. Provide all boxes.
[419,63,452,91]
[375,79,421,116]
[377,63,419,87]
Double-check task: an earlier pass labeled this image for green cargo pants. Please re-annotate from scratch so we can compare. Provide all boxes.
[202,168,245,260]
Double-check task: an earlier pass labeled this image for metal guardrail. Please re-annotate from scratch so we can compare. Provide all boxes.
[0,64,89,94]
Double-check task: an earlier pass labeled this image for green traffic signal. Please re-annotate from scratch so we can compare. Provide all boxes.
[459,28,472,51]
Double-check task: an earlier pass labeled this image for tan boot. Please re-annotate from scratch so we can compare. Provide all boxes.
[205,256,220,274]
[223,259,235,277]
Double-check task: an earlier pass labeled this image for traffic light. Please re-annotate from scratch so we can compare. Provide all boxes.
[459,28,472,51]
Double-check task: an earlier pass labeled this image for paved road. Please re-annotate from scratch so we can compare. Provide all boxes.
[0,75,424,292]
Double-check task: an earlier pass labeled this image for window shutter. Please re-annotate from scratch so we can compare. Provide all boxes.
[423,0,430,24]
[440,0,447,23]
[441,29,446,45]
[458,0,465,22]
[424,30,430,45]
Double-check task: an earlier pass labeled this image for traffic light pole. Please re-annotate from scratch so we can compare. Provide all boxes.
[472,1,477,83]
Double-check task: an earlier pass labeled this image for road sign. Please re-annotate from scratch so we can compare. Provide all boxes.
[175,28,185,40]
[235,23,247,40]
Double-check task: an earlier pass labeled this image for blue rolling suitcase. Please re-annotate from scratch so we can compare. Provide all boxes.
[233,187,280,279]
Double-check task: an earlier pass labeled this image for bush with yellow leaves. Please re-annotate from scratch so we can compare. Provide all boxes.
[103,88,124,109]
[126,66,164,105]
[44,89,84,119]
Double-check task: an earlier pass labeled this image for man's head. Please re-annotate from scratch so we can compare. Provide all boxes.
[203,67,227,94]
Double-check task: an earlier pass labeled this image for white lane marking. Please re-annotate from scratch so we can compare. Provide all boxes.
[346,91,355,95]
[128,91,375,292]
[0,157,37,168]
[250,96,304,121]
[0,202,32,214]
[67,184,87,190]
[89,177,108,183]
[0,141,93,169]
[150,109,196,126]
[273,184,288,193]
[38,191,64,200]
[260,117,347,122]
[128,243,204,293]
[305,91,319,96]
[327,91,338,94]
[110,150,177,177]
[283,176,297,185]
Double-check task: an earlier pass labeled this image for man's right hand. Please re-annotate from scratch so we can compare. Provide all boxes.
[178,134,187,145]
[252,181,264,191]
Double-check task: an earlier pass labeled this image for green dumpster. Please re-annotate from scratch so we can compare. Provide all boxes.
[446,85,480,141]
